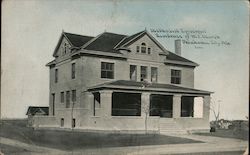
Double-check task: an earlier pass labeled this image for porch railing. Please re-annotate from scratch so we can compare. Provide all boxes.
[112,108,140,116]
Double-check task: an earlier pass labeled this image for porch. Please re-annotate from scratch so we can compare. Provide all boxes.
[87,80,212,133]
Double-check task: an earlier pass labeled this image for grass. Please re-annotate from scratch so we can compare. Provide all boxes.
[0,119,202,151]
[166,151,245,155]
[196,128,249,141]
[0,143,32,154]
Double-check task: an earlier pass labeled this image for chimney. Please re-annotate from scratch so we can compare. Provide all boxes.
[175,39,181,56]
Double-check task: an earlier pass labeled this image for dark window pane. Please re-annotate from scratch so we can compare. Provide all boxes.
[61,92,64,103]
[130,65,137,81]
[72,63,75,79]
[171,69,181,84]
[101,62,114,79]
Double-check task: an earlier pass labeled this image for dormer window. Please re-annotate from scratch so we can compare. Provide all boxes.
[136,46,140,52]
[148,48,151,54]
[136,43,151,54]
[141,43,146,54]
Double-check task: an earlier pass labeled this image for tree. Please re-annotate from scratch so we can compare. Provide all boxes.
[210,99,221,128]
[140,79,152,133]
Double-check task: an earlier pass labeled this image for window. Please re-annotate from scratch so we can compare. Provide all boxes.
[171,69,181,84]
[72,90,76,102]
[51,93,55,115]
[141,43,146,53]
[151,67,158,83]
[71,63,75,79]
[101,62,114,79]
[61,118,64,127]
[140,66,147,81]
[60,92,64,103]
[136,46,140,52]
[148,48,151,54]
[64,43,67,54]
[130,65,137,81]
[72,118,76,128]
[112,92,141,116]
[66,91,70,108]
[93,92,100,116]
[55,69,58,83]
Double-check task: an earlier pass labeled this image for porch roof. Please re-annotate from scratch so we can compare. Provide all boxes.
[88,80,212,95]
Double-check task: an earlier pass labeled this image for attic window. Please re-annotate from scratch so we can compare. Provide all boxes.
[64,43,67,54]
[141,43,146,54]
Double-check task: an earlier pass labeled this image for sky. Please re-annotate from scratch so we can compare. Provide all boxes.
[1,0,249,120]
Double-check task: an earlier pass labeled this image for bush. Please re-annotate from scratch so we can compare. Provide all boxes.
[228,124,235,130]
[210,127,216,132]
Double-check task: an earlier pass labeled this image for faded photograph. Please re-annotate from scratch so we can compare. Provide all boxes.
[1,0,249,155]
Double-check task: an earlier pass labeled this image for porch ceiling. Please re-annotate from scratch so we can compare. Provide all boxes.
[87,80,212,95]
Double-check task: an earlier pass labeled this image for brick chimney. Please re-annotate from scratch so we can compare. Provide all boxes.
[175,39,181,56]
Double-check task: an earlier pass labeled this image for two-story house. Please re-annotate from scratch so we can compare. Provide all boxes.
[31,30,212,134]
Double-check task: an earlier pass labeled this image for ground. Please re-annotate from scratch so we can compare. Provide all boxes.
[0,119,248,155]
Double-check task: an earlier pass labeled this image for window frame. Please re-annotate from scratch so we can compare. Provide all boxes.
[60,92,64,103]
[72,90,76,102]
[141,43,147,54]
[61,118,64,127]
[55,69,58,83]
[130,65,137,81]
[171,69,181,84]
[71,63,76,79]
[66,91,70,108]
[151,67,158,83]
[101,62,114,79]
[140,66,147,82]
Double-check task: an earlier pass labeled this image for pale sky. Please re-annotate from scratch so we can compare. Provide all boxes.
[1,0,249,120]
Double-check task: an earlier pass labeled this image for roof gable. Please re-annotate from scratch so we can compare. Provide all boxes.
[52,32,94,57]
[26,106,49,116]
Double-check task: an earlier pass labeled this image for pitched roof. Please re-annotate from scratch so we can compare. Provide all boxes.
[116,30,145,48]
[52,30,197,66]
[88,80,212,95]
[84,32,127,53]
[64,32,94,47]
[26,106,49,116]
[166,52,197,64]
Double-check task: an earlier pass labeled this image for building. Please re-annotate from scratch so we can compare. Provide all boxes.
[26,106,49,127]
[30,30,212,134]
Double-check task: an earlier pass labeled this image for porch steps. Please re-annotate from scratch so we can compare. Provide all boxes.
[159,119,188,135]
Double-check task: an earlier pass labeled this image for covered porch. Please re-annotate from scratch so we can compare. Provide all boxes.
[87,80,212,133]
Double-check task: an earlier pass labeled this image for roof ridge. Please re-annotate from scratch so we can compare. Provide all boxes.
[64,32,94,38]
[103,31,127,37]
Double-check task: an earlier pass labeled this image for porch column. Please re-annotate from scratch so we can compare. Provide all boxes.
[203,96,211,121]
[86,92,94,115]
[141,92,150,118]
[100,90,113,118]
[173,94,182,118]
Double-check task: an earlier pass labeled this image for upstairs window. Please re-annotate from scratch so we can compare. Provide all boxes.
[64,43,67,54]
[55,69,58,83]
[130,65,137,81]
[66,91,70,108]
[148,48,151,54]
[101,62,114,79]
[72,63,76,79]
[151,67,158,83]
[60,92,64,103]
[141,43,146,54]
[140,66,147,81]
[72,90,76,102]
[171,69,181,84]
[136,46,140,52]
